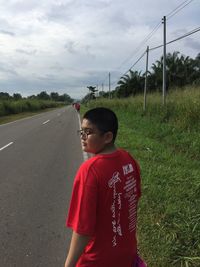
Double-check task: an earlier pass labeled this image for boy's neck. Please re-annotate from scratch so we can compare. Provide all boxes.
[95,143,117,155]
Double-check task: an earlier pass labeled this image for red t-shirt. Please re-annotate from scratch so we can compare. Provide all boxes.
[66,149,141,267]
[75,103,80,111]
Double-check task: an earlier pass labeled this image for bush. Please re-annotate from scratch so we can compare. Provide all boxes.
[0,102,6,116]
[0,99,63,117]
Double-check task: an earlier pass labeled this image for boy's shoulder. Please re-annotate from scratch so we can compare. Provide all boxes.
[80,149,135,170]
[76,149,140,182]
[79,154,101,171]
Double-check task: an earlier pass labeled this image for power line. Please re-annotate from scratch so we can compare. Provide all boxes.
[102,22,162,87]
[166,0,190,17]
[149,26,200,51]
[166,0,194,20]
[149,43,163,52]
[115,0,195,72]
[111,26,200,87]
[111,50,146,86]
[167,26,200,44]
[115,21,162,72]
[125,1,195,54]
[98,0,196,91]
[128,50,147,70]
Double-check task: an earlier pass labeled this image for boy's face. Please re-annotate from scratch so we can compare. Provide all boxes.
[80,119,113,154]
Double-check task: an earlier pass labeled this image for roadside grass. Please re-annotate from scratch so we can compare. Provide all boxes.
[0,99,65,118]
[81,86,200,267]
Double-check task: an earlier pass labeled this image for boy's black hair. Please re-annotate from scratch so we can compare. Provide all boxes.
[83,107,118,142]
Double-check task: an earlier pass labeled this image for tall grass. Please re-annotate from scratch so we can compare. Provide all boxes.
[0,99,64,117]
[88,86,200,130]
[82,86,200,267]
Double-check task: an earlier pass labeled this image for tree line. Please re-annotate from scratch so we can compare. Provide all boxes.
[0,91,74,103]
[83,51,200,101]
[115,51,200,98]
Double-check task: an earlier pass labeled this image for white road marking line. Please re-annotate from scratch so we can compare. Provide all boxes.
[42,120,50,125]
[78,114,89,162]
[0,142,14,151]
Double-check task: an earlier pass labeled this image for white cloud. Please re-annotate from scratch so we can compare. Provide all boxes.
[0,0,199,99]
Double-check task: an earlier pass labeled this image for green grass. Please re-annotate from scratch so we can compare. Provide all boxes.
[81,86,200,267]
[0,99,65,117]
[0,99,67,125]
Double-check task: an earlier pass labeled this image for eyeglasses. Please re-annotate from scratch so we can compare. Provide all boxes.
[77,128,95,139]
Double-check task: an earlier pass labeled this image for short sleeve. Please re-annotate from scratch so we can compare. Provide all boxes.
[66,163,98,236]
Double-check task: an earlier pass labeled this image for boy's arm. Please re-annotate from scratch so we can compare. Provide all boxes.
[64,231,91,267]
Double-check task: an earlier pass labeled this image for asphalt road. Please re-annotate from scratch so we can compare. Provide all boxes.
[0,106,83,267]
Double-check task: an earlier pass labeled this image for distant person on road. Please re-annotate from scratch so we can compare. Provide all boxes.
[74,102,80,112]
[64,107,141,267]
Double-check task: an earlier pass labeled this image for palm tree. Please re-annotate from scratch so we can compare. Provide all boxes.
[191,53,200,85]
[116,74,130,97]
[166,51,180,87]
[87,86,97,100]
[129,70,144,95]
[113,51,200,98]
[151,59,163,91]
[116,70,143,97]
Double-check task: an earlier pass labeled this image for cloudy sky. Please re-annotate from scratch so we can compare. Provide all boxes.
[0,0,199,99]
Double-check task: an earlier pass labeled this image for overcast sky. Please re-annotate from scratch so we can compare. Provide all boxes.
[0,0,199,99]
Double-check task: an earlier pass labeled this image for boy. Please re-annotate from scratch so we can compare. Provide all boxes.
[65,107,141,267]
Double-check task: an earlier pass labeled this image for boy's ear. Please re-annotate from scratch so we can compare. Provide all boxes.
[104,131,114,144]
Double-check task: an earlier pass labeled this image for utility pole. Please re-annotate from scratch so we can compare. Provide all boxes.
[102,83,104,92]
[144,46,149,112]
[109,72,111,99]
[96,84,99,98]
[162,16,167,106]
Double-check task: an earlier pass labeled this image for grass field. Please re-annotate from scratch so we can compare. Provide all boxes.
[0,99,65,118]
[81,86,200,267]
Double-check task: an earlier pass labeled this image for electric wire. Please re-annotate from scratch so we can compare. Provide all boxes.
[97,0,196,91]
[102,22,162,87]
[115,21,162,72]
[167,0,194,20]
[114,0,195,73]
[149,43,163,51]
[167,26,200,44]
[166,0,190,17]
[111,26,199,87]
[111,50,146,86]
[128,50,147,71]
[149,26,200,51]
